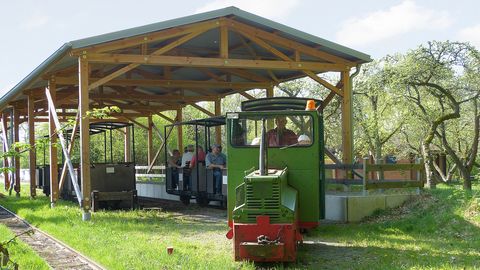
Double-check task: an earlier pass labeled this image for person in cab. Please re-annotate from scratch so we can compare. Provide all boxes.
[267,116,297,146]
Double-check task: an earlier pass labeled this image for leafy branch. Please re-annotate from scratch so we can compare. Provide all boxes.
[0,229,34,270]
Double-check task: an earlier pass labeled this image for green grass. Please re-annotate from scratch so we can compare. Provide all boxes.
[0,183,479,269]
[0,224,50,270]
[0,184,254,270]
[300,184,480,269]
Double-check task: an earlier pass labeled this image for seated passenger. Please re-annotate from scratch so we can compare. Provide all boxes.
[181,145,194,167]
[189,146,206,168]
[181,145,194,190]
[266,116,297,146]
[167,149,181,189]
[206,144,226,194]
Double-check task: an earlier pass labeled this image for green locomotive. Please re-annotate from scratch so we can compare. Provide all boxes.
[225,97,325,262]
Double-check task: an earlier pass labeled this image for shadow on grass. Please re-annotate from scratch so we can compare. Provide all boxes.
[292,241,479,269]
[1,192,228,237]
[301,186,480,269]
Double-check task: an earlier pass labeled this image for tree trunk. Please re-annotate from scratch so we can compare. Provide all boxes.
[459,167,472,190]
[374,142,384,180]
[421,142,436,188]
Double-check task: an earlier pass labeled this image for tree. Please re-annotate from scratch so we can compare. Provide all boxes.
[387,41,480,190]
[353,60,404,164]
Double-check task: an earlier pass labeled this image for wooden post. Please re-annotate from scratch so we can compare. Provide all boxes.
[79,57,91,221]
[266,86,274,98]
[28,94,36,198]
[177,108,183,152]
[124,126,131,162]
[220,25,228,59]
[341,70,353,176]
[48,78,58,205]
[147,115,153,166]
[215,98,222,145]
[362,157,368,196]
[13,106,20,197]
[1,113,9,191]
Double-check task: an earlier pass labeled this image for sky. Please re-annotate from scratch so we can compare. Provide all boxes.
[1,0,479,96]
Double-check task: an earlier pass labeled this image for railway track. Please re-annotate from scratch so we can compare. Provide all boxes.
[0,205,104,270]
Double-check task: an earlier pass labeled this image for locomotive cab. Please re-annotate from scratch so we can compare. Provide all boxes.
[226,97,325,262]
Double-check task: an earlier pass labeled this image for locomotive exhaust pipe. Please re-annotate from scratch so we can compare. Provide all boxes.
[259,118,268,175]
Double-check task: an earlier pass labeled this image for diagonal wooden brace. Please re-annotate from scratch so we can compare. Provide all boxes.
[58,112,79,191]
[45,88,83,206]
[146,123,173,173]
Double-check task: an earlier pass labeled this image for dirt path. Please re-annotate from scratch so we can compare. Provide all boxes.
[139,197,228,223]
[0,205,104,270]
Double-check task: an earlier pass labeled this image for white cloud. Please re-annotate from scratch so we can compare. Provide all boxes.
[335,0,452,47]
[195,0,299,20]
[458,24,480,49]
[21,13,50,30]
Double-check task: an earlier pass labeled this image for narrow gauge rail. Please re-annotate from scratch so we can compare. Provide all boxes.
[0,205,104,270]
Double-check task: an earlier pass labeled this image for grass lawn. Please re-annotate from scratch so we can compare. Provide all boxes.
[0,183,479,269]
[300,184,480,269]
[0,184,253,270]
[0,224,50,269]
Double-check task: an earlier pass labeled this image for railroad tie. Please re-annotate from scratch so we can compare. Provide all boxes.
[0,205,104,270]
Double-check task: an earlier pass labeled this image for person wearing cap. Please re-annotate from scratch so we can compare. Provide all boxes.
[267,116,297,146]
[206,144,227,194]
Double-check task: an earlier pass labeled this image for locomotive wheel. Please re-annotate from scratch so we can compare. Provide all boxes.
[195,196,209,207]
[180,195,191,205]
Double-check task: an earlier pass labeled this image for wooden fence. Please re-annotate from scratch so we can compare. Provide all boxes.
[325,163,363,185]
[362,158,424,194]
[325,158,425,194]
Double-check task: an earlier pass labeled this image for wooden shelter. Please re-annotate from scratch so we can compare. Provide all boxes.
[0,6,371,219]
